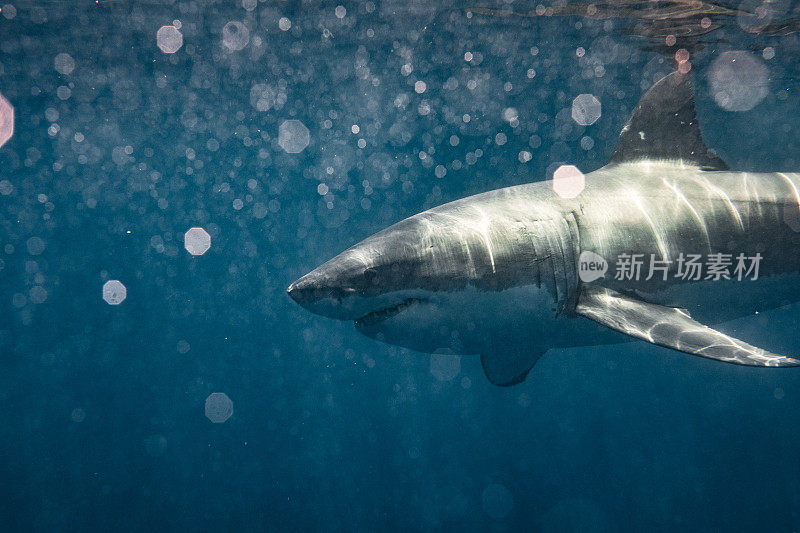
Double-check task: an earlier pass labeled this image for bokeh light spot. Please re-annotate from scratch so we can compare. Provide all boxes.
[222,21,250,51]
[0,92,13,149]
[205,392,233,423]
[53,53,75,75]
[430,350,461,382]
[157,25,183,54]
[708,51,768,112]
[184,227,211,255]
[553,165,585,198]
[26,236,45,255]
[278,120,310,153]
[571,94,601,126]
[102,280,127,305]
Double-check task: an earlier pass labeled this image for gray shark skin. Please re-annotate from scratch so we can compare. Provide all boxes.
[288,71,800,386]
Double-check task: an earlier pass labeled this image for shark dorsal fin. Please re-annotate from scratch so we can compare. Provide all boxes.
[609,71,728,171]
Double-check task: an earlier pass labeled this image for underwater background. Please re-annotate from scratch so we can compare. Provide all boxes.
[2,0,800,530]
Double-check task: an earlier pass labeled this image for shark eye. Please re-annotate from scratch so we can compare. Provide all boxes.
[364,267,378,284]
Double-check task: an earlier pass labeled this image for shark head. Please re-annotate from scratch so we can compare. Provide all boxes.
[288,213,472,353]
[287,190,575,364]
[288,185,574,360]
[288,217,426,318]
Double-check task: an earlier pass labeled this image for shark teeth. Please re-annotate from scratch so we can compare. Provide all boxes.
[355,298,421,327]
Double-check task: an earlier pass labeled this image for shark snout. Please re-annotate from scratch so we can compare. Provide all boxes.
[287,257,371,320]
[286,277,322,305]
[287,272,352,307]
[288,215,435,320]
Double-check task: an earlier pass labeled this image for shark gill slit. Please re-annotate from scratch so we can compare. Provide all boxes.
[532,220,558,304]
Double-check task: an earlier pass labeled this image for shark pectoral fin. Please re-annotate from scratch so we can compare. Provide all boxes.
[575,286,800,368]
[480,349,545,387]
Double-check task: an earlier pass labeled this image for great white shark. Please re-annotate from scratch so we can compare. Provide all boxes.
[288,71,800,386]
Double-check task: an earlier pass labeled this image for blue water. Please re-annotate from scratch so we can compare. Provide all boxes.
[2,1,800,530]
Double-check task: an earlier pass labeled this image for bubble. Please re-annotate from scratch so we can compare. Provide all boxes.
[29,286,47,304]
[580,136,594,150]
[763,47,775,60]
[414,80,426,94]
[241,0,257,11]
[71,408,86,423]
[430,350,461,381]
[205,392,233,423]
[53,53,75,75]
[12,293,26,308]
[278,119,310,153]
[279,17,291,31]
[102,280,127,305]
[335,5,346,18]
[157,25,183,54]
[2,4,17,19]
[250,83,286,112]
[553,165,585,198]
[144,434,168,457]
[222,21,250,52]
[0,180,12,195]
[177,340,191,354]
[26,236,45,255]
[502,107,518,123]
[0,92,13,149]
[495,132,507,146]
[571,94,601,126]
[518,150,532,163]
[737,0,789,33]
[708,51,768,112]
[674,48,689,63]
[184,227,211,256]
[482,483,514,519]
[774,387,785,400]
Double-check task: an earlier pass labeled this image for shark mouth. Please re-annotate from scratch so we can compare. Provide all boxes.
[354,298,422,327]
